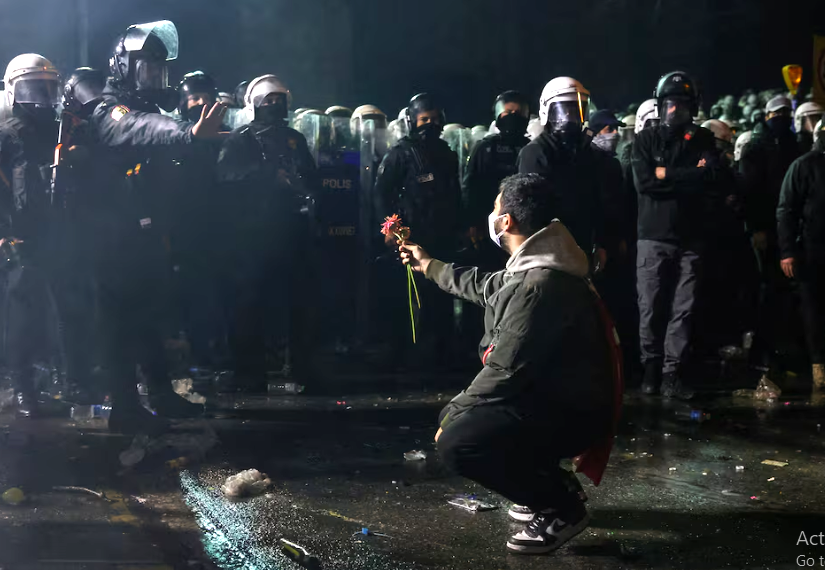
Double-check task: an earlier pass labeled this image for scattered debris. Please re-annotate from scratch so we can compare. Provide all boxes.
[52,486,109,501]
[761,460,788,467]
[268,382,305,395]
[448,495,498,512]
[767,477,775,482]
[279,538,322,570]
[735,465,745,472]
[354,527,392,538]
[755,375,782,400]
[1,487,25,506]
[221,469,272,498]
[669,467,677,472]
[171,377,207,405]
[403,450,427,461]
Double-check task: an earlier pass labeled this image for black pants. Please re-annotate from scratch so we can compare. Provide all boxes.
[637,240,701,374]
[798,255,825,364]
[437,405,601,512]
[96,227,173,406]
[3,264,60,395]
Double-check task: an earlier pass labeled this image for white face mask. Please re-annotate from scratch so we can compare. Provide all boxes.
[488,212,507,248]
[592,131,619,153]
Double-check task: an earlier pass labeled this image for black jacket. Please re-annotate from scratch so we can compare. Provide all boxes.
[517,131,622,254]
[739,127,801,234]
[631,125,722,244]
[463,132,528,227]
[0,115,58,241]
[777,146,825,259]
[217,121,319,258]
[429,222,613,428]
[374,135,461,256]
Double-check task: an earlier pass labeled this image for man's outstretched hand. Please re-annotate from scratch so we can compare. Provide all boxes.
[398,240,432,274]
[192,102,228,139]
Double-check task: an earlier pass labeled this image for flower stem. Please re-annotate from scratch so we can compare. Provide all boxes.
[407,264,416,344]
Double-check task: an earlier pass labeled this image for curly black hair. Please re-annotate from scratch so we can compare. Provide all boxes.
[498,173,556,237]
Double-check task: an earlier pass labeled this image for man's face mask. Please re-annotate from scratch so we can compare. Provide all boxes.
[496,112,529,135]
[593,131,619,153]
[415,121,443,141]
[766,112,792,135]
[254,93,288,125]
[661,97,692,128]
[488,212,507,249]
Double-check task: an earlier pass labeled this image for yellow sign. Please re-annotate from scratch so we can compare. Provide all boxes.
[783,65,803,96]
[814,36,825,104]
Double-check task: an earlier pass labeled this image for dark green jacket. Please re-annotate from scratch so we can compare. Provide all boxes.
[429,222,613,429]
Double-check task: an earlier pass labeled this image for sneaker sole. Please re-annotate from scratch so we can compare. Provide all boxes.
[508,510,536,523]
[507,513,591,554]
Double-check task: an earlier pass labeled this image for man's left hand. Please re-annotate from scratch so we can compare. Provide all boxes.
[781,257,795,279]
[655,167,666,180]
[435,428,443,443]
[594,247,608,273]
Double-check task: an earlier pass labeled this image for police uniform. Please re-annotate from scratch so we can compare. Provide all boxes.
[217,119,320,382]
[0,113,60,406]
[88,79,201,410]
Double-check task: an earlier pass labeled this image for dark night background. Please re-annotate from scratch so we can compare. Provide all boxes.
[1,0,824,124]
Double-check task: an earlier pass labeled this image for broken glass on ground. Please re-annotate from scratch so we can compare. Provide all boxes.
[448,494,498,512]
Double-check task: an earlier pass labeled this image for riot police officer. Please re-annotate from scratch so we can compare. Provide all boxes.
[89,20,225,432]
[464,91,530,233]
[517,77,622,270]
[632,71,722,400]
[170,70,228,370]
[0,54,62,416]
[217,74,319,386]
[177,70,219,123]
[373,93,462,370]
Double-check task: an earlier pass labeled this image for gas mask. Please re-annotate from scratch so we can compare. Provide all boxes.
[546,101,585,142]
[496,113,529,136]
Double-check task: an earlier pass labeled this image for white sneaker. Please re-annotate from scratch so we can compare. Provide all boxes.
[507,504,590,554]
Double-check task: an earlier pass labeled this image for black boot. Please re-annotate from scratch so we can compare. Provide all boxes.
[150,394,205,419]
[661,372,694,400]
[108,402,169,436]
[641,360,662,395]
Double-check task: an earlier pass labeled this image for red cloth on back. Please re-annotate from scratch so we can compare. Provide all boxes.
[573,287,624,486]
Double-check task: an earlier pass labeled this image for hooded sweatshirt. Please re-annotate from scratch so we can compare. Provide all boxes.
[425,222,614,428]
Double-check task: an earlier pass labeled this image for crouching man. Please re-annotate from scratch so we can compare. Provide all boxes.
[400,173,621,554]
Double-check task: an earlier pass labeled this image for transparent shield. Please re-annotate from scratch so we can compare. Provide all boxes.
[331,116,355,151]
[123,20,179,61]
[296,113,334,164]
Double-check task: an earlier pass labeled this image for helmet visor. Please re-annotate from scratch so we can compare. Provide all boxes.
[14,78,60,106]
[124,20,179,61]
[661,96,692,127]
[360,113,387,130]
[547,100,586,130]
[134,59,169,91]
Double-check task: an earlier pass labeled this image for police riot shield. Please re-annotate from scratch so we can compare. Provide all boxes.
[225,107,252,130]
[330,116,356,152]
[301,112,363,348]
[442,126,473,201]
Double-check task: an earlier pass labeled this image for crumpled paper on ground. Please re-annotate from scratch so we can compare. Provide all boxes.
[172,377,207,405]
[221,469,272,498]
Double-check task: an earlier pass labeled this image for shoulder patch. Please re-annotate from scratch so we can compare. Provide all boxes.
[110,105,130,122]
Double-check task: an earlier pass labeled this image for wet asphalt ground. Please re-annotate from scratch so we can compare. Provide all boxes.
[2,374,825,570]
